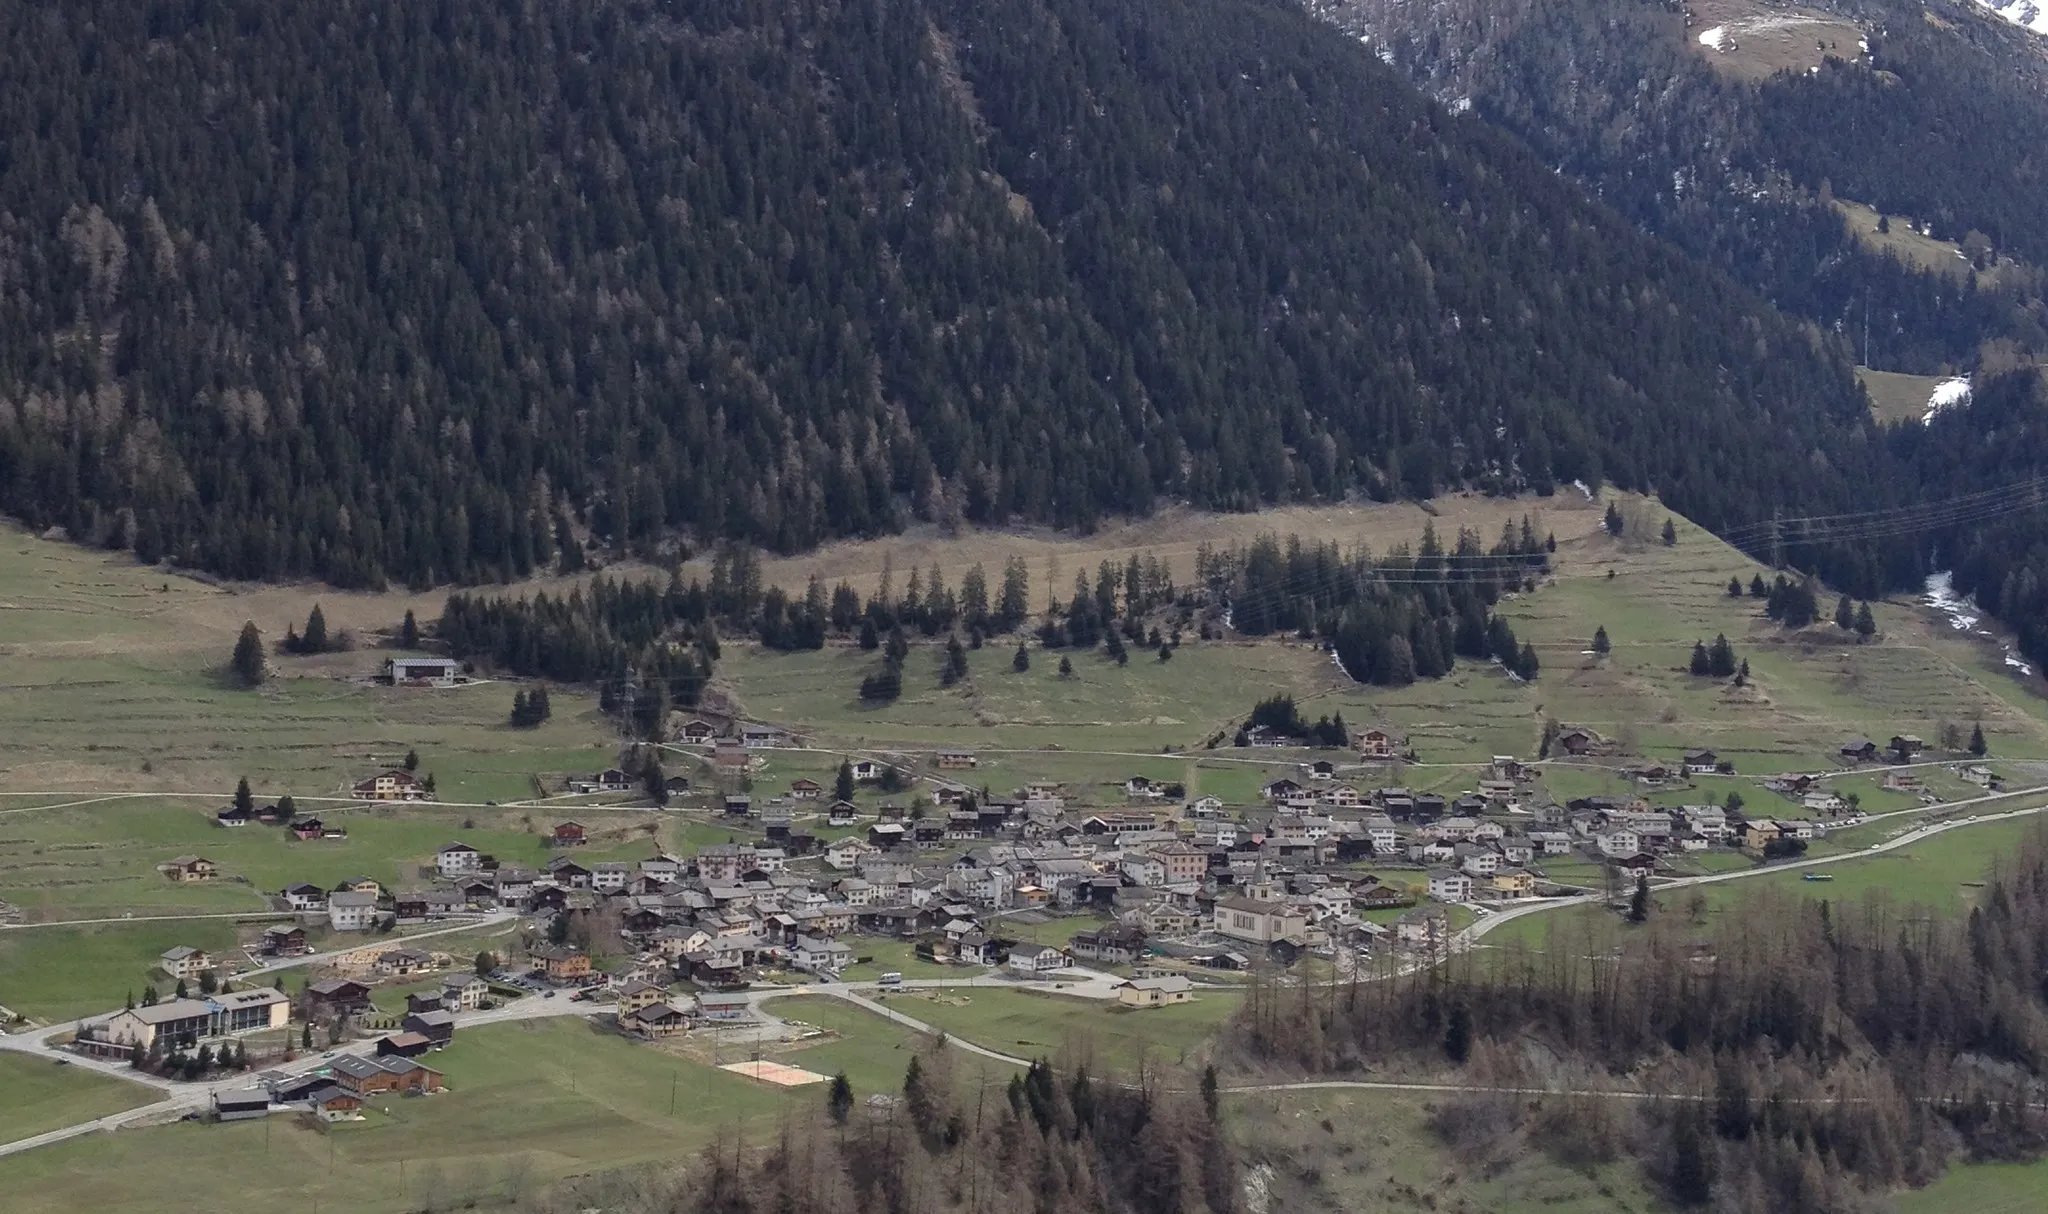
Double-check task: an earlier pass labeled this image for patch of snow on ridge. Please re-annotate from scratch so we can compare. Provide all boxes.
[1923,377,1972,424]
[1699,25,1728,50]
[1972,1,2048,36]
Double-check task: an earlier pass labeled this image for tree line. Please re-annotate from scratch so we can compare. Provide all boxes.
[1232,823,2048,1209]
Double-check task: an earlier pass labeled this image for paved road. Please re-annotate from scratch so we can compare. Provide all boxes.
[1465,789,2048,947]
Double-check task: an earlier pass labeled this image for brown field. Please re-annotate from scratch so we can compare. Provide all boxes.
[1858,366,1951,425]
[1685,0,1863,81]
[679,494,1607,601]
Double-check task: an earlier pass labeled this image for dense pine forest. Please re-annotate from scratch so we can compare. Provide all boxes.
[0,0,1910,589]
[1332,0,2048,375]
[1234,825,2048,1210]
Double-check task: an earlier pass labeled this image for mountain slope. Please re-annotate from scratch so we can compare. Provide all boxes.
[0,0,1891,586]
[1325,0,2048,375]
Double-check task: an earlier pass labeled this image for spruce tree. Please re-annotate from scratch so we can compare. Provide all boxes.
[1854,602,1876,637]
[230,622,266,687]
[1604,502,1624,536]
[399,609,420,649]
[644,759,669,805]
[1444,1004,1472,1063]
[1516,641,1541,680]
[1727,576,1743,597]
[1970,722,1987,757]
[1835,594,1854,630]
[1661,518,1677,545]
[858,618,879,651]
[404,748,420,772]
[1689,641,1711,676]
[302,604,329,653]
[1013,644,1030,673]
[1059,655,1074,678]
[828,1072,854,1124]
[276,793,296,822]
[1629,873,1650,923]
[1749,574,1768,598]
[835,759,856,803]
[234,777,254,816]
[1592,625,1610,655]
[1708,634,1737,678]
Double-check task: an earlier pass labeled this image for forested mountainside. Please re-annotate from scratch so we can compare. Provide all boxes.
[0,0,1902,588]
[1325,0,2048,374]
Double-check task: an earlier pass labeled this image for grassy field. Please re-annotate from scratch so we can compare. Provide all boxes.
[0,1054,159,1145]
[0,1017,813,1213]
[0,918,252,1021]
[1899,1156,2048,1213]
[757,994,1011,1095]
[1834,198,2013,286]
[0,798,665,923]
[879,986,1238,1073]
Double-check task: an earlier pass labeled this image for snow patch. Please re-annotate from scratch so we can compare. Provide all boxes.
[1572,479,1594,501]
[1450,96,1473,114]
[1698,25,1728,50]
[1376,44,1395,65]
[1923,377,1972,424]
[1971,1,2048,37]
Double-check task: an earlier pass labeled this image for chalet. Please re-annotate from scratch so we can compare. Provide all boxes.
[789,778,823,800]
[436,841,483,877]
[386,656,463,686]
[1491,869,1536,898]
[376,947,437,977]
[1528,830,1573,856]
[551,821,587,847]
[935,749,979,770]
[1682,749,1718,775]
[723,794,753,817]
[1261,779,1305,802]
[713,741,752,774]
[851,759,884,782]
[291,819,328,841]
[353,769,427,801]
[307,978,374,1014]
[1358,728,1397,759]
[665,774,693,795]
[1124,775,1165,799]
[792,934,854,972]
[1960,764,1996,788]
[1882,771,1924,792]
[825,838,873,870]
[869,822,907,849]
[1351,879,1408,910]
[588,769,630,792]
[1741,820,1782,853]
[1613,853,1658,874]
[1555,729,1596,756]
[159,946,209,980]
[1303,759,1337,781]
[1187,795,1225,818]
[441,975,488,1011]
[1116,976,1194,1008]
[624,1002,690,1036]
[679,720,719,744]
[826,800,860,826]
[1889,734,1927,761]
[533,945,593,983]
[157,855,217,882]
[215,805,254,828]
[740,725,784,749]
[1070,925,1148,965]
[260,924,309,956]
[1839,739,1880,763]
[400,1008,457,1046]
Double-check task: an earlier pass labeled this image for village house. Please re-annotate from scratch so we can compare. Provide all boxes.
[1596,829,1641,859]
[1742,820,1782,853]
[696,991,753,1021]
[551,821,587,847]
[713,740,752,775]
[401,1008,457,1047]
[679,719,719,745]
[624,1002,691,1036]
[261,924,309,956]
[851,759,885,783]
[1840,738,1880,763]
[159,946,210,980]
[534,945,593,984]
[590,861,632,893]
[96,987,290,1052]
[789,778,823,800]
[1683,749,1719,775]
[697,843,756,884]
[435,841,483,877]
[1395,907,1449,949]
[353,769,427,801]
[1890,735,1927,761]
[1116,976,1194,1008]
[306,978,374,1015]
[935,748,979,770]
[1555,728,1597,756]
[375,947,437,977]
[793,934,854,973]
[1070,924,1148,965]
[615,979,671,1018]
[1009,945,1073,975]
[215,804,254,828]
[157,855,217,882]
[1528,830,1573,856]
[1358,728,1397,759]
[440,975,488,1012]
[327,889,382,932]
[1425,869,1473,903]
[1491,869,1536,898]
[386,656,464,686]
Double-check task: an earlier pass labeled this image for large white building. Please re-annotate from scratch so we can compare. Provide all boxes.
[97,988,290,1052]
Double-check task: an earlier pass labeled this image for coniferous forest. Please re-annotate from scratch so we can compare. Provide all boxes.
[0,0,1910,591]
